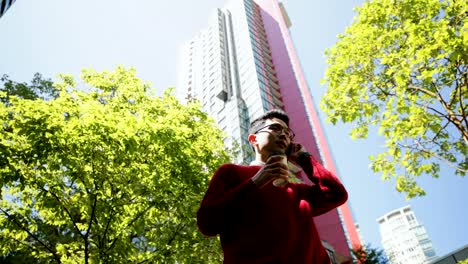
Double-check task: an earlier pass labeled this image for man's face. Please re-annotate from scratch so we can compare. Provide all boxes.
[249,118,293,156]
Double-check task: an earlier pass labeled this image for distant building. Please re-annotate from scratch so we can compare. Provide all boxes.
[428,244,468,264]
[0,0,16,18]
[377,205,437,264]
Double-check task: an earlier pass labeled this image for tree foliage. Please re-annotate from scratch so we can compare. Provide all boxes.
[352,244,390,264]
[0,67,229,263]
[322,0,467,198]
[1,73,58,104]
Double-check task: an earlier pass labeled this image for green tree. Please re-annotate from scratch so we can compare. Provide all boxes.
[352,244,390,264]
[0,66,229,263]
[322,0,467,198]
[1,73,58,104]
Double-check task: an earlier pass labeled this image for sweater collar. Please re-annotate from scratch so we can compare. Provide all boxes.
[250,160,265,166]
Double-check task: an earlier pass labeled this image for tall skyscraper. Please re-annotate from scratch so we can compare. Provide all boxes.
[377,205,437,264]
[0,0,16,18]
[177,0,361,260]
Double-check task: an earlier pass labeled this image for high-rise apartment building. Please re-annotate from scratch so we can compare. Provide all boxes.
[177,0,361,260]
[378,205,437,264]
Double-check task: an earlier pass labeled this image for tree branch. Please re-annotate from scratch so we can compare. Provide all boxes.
[165,223,186,249]
[409,79,468,143]
[122,201,158,232]
[459,68,468,132]
[136,223,187,264]
[106,236,119,253]
[396,141,467,174]
[431,120,451,143]
[418,103,447,118]
[431,81,468,142]
[100,208,117,250]
[0,208,61,263]
[43,186,85,240]
[7,236,41,258]
[407,84,437,98]
[84,195,97,264]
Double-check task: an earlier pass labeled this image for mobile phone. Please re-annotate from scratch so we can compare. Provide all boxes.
[286,143,294,156]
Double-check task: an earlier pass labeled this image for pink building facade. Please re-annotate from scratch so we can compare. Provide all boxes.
[254,0,361,258]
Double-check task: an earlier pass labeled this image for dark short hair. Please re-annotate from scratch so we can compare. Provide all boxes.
[248,109,290,135]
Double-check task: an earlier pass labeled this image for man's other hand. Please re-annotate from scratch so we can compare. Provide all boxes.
[251,155,289,188]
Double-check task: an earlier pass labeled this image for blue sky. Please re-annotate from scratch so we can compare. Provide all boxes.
[0,0,466,257]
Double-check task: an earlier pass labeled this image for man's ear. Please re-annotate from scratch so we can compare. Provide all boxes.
[248,134,257,146]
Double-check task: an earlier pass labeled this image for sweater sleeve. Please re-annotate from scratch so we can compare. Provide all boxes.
[197,164,258,236]
[296,156,348,216]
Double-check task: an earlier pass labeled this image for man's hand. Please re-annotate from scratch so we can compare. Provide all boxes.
[288,143,307,163]
[251,155,289,188]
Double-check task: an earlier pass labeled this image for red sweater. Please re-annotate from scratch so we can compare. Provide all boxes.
[197,156,348,264]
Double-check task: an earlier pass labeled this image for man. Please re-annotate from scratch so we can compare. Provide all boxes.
[197,109,348,263]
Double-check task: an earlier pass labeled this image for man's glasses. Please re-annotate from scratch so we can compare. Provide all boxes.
[254,123,295,139]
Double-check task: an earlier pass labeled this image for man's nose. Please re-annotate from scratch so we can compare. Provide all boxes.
[278,130,289,138]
